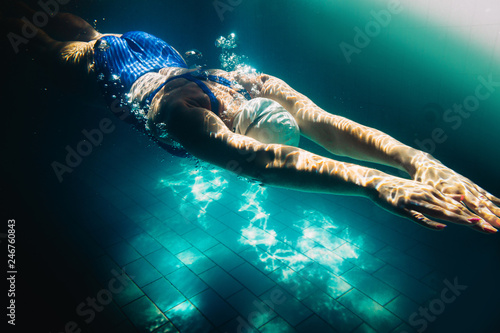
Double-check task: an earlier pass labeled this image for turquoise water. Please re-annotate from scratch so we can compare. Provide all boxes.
[3,0,500,332]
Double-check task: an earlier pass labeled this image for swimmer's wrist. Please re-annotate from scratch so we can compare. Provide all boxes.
[389,147,435,178]
[401,150,440,178]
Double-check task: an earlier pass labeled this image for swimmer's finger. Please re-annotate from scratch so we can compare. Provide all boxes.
[406,195,474,226]
[404,209,446,230]
[469,220,499,234]
[471,184,500,207]
[462,189,500,228]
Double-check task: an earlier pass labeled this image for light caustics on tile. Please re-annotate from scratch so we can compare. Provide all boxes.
[236,185,361,282]
[158,161,228,222]
[156,161,375,328]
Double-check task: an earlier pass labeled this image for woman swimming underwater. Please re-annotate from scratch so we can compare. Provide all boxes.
[4,8,500,234]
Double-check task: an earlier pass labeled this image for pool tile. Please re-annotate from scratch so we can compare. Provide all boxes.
[96,203,129,226]
[152,322,178,332]
[87,258,141,307]
[239,247,284,274]
[166,267,208,298]
[190,288,238,326]
[385,294,419,321]
[420,270,448,291]
[353,323,378,333]
[156,190,181,209]
[219,317,259,333]
[142,278,186,313]
[122,296,168,332]
[217,211,250,232]
[301,290,361,332]
[334,243,386,274]
[267,187,292,204]
[302,227,345,250]
[297,263,352,299]
[122,185,158,208]
[268,266,320,301]
[226,289,276,329]
[197,215,227,235]
[260,288,312,327]
[215,190,240,207]
[274,210,302,226]
[267,219,289,233]
[156,231,192,255]
[390,323,414,333]
[213,228,251,253]
[165,214,197,235]
[146,201,178,221]
[341,267,399,306]
[230,263,276,296]
[337,227,386,254]
[276,227,303,247]
[224,181,249,197]
[363,225,417,252]
[338,289,401,333]
[176,247,215,274]
[128,232,163,256]
[141,217,172,238]
[112,219,144,239]
[374,246,432,279]
[123,258,162,287]
[303,246,354,276]
[106,241,142,266]
[105,189,137,209]
[205,201,231,218]
[110,273,144,307]
[204,243,244,271]
[166,301,214,332]
[405,243,445,267]
[259,316,296,333]
[145,248,184,276]
[182,227,219,252]
[122,203,154,223]
[295,314,334,333]
[199,266,243,298]
[373,265,436,304]
[174,202,204,223]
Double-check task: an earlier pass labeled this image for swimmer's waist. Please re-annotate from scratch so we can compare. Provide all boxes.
[145,70,252,115]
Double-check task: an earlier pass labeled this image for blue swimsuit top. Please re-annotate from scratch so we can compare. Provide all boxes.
[93,31,251,157]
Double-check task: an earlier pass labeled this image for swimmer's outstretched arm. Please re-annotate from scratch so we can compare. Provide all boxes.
[244,74,500,231]
[148,100,496,233]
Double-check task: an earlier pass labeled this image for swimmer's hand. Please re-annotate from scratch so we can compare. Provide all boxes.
[408,156,500,233]
[369,175,498,234]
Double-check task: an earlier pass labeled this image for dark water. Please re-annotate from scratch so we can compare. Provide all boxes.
[2,1,500,332]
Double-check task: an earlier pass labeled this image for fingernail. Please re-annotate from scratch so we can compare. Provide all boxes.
[468,217,482,223]
[435,224,447,230]
[483,224,498,234]
[460,195,465,201]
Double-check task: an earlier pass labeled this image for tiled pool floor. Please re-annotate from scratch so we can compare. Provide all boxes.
[31,122,500,333]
